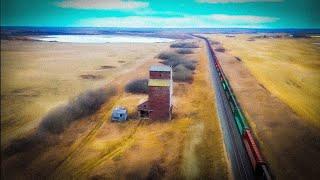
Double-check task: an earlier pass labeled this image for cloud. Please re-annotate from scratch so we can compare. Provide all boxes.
[78,16,206,28]
[77,14,279,28]
[210,14,279,24]
[56,0,149,10]
[197,0,282,3]
[132,8,185,16]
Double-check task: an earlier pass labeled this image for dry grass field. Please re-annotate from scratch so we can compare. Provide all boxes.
[1,39,228,179]
[0,40,169,146]
[202,34,320,179]
[204,34,320,127]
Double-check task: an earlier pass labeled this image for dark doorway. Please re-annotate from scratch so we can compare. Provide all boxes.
[139,110,149,118]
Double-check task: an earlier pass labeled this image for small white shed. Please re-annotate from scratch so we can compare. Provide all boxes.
[111,107,128,122]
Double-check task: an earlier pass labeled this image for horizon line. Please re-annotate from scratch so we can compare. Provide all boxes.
[1,26,320,30]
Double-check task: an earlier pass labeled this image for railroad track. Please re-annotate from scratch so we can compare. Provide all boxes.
[194,35,272,180]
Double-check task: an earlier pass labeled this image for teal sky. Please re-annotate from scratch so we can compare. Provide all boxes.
[1,0,319,28]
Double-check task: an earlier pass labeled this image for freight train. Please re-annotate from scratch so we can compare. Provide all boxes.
[197,35,272,180]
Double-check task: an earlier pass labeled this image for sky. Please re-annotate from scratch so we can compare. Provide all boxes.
[1,0,319,28]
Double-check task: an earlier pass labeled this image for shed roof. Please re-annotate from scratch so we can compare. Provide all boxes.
[112,107,127,114]
[148,79,170,87]
[150,65,171,72]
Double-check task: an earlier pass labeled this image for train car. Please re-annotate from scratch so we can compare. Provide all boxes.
[201,35,272,179]
[215,58,250,135]
[234,108,249,135]
[242,129,272,180]
[243,130,264,169]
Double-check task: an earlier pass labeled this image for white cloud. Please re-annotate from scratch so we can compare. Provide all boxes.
[78,16,206,28]
[210,14,279,24]
[132,8,185,16]
[56,0,148,10]
[197,0,282,3]
[77,14,279,28]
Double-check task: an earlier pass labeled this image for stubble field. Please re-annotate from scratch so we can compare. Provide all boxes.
[1,39,228,179]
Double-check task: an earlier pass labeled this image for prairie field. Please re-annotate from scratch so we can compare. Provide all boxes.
[204,34,320,127]
[203,34,320,179]
[1,39,228,179]
[0,40,169,146]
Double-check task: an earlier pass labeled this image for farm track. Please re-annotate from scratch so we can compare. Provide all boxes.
[74,120,144,178]
[49,96,125,178]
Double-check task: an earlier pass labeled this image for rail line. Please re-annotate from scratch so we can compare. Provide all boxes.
[195,35,272,180]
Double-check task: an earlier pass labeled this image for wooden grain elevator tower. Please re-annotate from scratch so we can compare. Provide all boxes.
[138,65,173,120]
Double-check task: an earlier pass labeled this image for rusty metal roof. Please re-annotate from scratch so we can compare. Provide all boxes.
[150,65,171,72]
[148,79,170,87]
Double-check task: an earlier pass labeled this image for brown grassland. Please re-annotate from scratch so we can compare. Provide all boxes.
[202,34,320,179]
[205,34,320,127]
[1,40,168,146]
[1,40,228,179]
